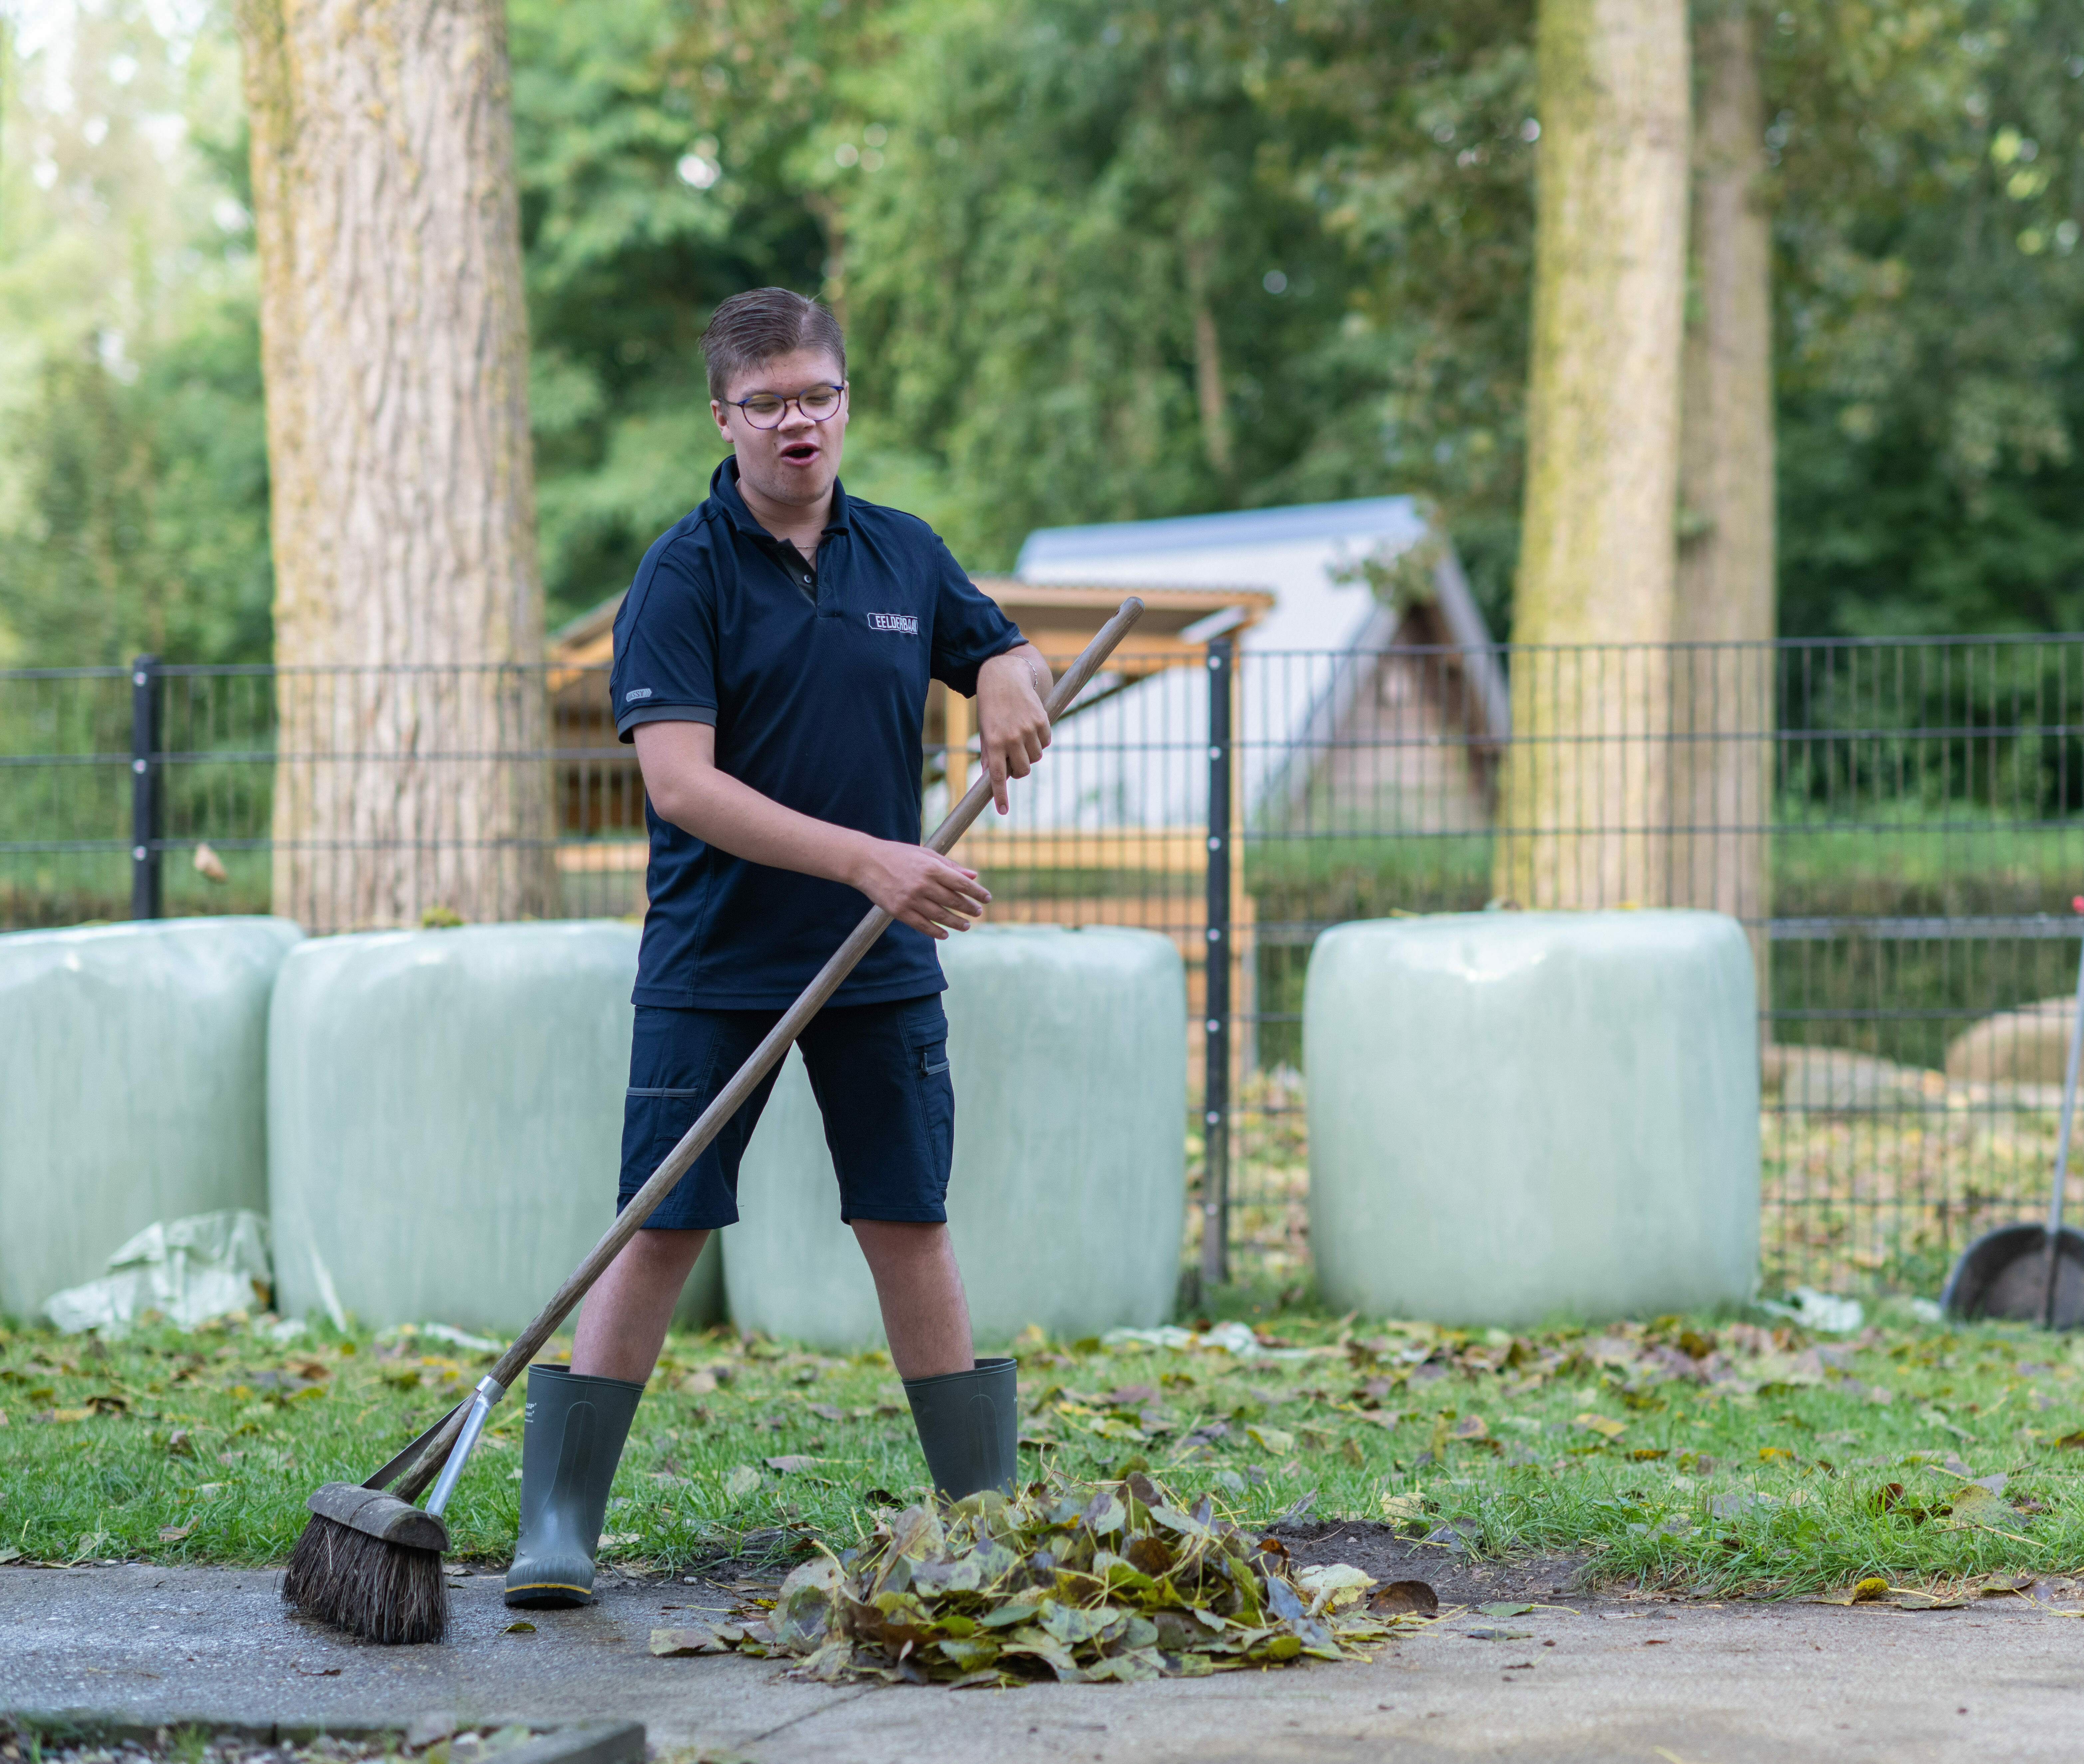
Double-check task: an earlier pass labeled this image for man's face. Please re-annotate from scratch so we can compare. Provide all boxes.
[711,348,849,511]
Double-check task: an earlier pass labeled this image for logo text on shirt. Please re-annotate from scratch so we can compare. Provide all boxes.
[624,687,653,701]
[867,613,919,635]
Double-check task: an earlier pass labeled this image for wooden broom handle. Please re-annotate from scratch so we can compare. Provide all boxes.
[390,597,1146,1500]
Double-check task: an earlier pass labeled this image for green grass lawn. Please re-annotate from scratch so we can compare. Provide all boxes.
[8,1304,2084,1599]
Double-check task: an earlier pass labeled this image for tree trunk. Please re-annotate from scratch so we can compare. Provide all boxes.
[1494,0,1691,910]
[237,0,552,931]
[1184,238,1233,481]
[1672,3,1776,952]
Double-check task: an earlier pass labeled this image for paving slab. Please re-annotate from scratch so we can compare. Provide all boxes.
[6,1563,2084,1762]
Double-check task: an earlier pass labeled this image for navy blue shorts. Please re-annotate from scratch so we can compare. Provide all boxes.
[617,995,953,1231]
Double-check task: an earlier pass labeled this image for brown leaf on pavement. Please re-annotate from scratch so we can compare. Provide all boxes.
[651,1625,737,1656]
[1370,1580,1439,1616]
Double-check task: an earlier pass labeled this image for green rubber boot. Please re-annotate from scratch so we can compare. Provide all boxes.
[504,1364,645,1609]
[902,1356,1019,1500]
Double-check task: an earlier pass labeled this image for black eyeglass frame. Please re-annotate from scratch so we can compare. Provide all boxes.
[725,381,849,430]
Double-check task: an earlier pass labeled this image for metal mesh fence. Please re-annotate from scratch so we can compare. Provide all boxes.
[9,634,2084,1297]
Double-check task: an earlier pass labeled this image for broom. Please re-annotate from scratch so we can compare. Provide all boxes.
[283,597,1146,1644]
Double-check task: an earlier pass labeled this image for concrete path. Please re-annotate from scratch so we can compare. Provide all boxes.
[6,1563,2084,1762]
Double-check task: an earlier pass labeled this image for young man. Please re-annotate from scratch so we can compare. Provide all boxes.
[506,288,1054,1609]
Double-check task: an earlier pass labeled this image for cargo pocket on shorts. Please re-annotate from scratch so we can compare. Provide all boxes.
[904,1002,955,1206]
[622,1087,704,1189]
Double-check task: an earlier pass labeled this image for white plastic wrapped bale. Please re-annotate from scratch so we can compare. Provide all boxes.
[268,923,719,1334]
[723,926,1186,1349]
[0,916,302,1322]
[1305,911,1759,1326]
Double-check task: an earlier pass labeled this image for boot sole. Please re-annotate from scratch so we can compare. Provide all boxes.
[503,1583,595,1609]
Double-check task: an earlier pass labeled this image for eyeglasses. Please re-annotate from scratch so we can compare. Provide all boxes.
[727,382,847,429]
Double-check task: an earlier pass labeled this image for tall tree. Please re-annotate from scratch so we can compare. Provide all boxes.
[834,0,1349,565]
[1672,0,1775,935]
[1493,0,1691,909]
[235,0,551,929]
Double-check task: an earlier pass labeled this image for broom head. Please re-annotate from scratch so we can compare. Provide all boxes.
[282,1481,450,1645]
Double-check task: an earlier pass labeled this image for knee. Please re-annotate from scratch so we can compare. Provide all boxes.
[625,1227,708,1277]
[853,1219,951,1265]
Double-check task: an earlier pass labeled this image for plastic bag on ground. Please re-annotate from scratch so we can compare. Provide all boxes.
[43,1209,273,1334]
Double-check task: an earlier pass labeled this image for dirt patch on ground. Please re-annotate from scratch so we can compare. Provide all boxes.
[1271,1518,1595,1609]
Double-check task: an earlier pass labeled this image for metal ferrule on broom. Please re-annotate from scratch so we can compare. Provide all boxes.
[425,1375,506,1518]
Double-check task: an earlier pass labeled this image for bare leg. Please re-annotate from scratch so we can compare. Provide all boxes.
[852,1220,974,1380]
[571,1227,709,1384]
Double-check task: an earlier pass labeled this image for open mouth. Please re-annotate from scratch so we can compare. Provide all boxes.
[779,441,820,466]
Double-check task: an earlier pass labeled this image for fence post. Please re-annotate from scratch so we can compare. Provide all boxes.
[1200,635,1233,1289]
[130,653,162,921]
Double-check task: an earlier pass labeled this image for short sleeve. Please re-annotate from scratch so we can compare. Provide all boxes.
[611,536,719,743]
[927,536,1024,696]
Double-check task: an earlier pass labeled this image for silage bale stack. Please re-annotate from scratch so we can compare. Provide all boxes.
[724,926,1186,1348]
[1305,911,1760,1327]
[0,916,303,1322]
[266,921,718,1334]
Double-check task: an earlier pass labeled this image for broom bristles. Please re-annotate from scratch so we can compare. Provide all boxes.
[282,1509,448,1645]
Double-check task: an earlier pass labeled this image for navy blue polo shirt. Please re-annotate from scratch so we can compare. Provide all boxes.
[610,457,1024,1008]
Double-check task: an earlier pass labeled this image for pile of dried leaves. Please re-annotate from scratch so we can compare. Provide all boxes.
[651,1470,1439,1686]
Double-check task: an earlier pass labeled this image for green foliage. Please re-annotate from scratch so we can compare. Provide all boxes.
[0,8,270,664]
[509,0,826,628]
[2,0,2081,658]
[1769,0,2084,636]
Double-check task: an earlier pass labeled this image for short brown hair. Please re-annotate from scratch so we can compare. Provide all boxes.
[700,288,846,401]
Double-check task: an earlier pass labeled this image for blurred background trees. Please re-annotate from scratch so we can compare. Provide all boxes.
[3,0,2081,665]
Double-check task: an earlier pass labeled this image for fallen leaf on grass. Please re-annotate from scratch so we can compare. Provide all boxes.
[764,1455,828,1474]
[723,1464,762,1500]
[1757,1446,1796,1462]
[1945,1484,2029,1532]
[1245,1425,1295,1454]
[1574,1413,1626,1439]
[157,1525,194,1544]
[1892,1592,1969,1611]
[1380,1492,1427,1523]
[0,1546,21,1566]
[1979,1575,2036,1597]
